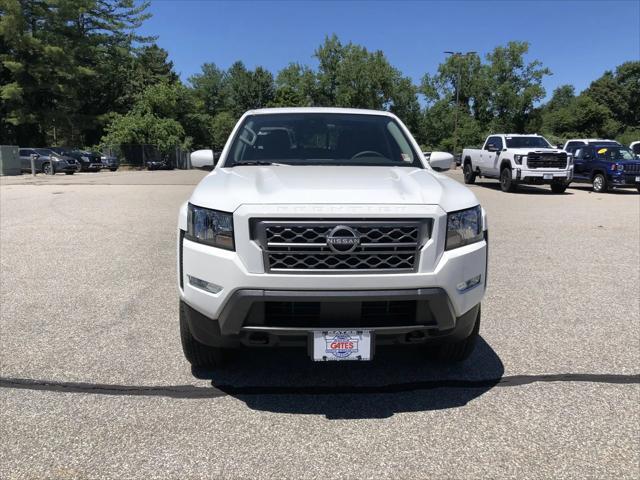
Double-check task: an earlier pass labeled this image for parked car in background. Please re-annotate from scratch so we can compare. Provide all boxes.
[47,147,81,171]
[462,134,572,193]
[572,143,640,193]
[562,139,621,156]
[147,157,174,170]
[99,152,119,171]
[630,141,640,156]
[49,148,103,172]
[18,148,76,174]
[66,150,103,172]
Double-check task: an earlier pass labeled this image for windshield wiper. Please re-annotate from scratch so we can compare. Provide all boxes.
[232,160,288,166]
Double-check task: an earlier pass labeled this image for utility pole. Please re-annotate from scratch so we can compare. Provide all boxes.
[444,51,476,160]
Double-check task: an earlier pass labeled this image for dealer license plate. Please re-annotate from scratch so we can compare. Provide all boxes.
[312,330,372,361]
[543,174,553,180]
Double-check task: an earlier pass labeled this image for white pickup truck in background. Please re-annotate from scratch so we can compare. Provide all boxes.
[462,134,573,193]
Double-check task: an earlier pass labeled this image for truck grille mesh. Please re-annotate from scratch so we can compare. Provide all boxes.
[252,220,428,272]
[526,152,568,169]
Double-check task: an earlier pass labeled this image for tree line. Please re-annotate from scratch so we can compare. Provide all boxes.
[1,0,638,153]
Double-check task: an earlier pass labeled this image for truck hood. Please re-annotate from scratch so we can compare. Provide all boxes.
[189,166,479,212]
[509,148,565,154]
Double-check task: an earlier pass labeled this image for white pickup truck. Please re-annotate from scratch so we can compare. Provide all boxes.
[462,134,573,193]
[179,107,488,367]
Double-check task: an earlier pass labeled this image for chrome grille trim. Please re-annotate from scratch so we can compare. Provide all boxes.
[526,152,568,169]
[252,219,431,273]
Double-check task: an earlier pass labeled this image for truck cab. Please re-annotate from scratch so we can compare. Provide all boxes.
[572,143,640,193]
[462,134,572,193]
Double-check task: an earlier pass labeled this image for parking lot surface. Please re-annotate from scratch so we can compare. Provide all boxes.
[1,169,639,479]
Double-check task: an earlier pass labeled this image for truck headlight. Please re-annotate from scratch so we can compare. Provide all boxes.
[446,205,483,251]
[186,204,234,250]
[514,155,526,165]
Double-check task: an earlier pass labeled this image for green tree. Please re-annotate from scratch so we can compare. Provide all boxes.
[485,41,550,132]
[101,112,185,152]
[223,61,275,117]
[0,0,156,146]
[211,111,236,150]
[272,62,317,107]
[188,62,226,116]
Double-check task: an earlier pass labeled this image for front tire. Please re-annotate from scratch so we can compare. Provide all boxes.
[428,307,481,363]
[592,173,608,193]
[463,162,476,184]
[42,162,53,175]
[500,167,516,192]
[179,301,225,368]
[550,182,567,194]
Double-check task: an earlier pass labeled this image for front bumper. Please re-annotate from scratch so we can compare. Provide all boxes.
[182,296,481,348]
[178,203,488,344]
[513,167,573,183]
[54,162,76,173]
[611,173,640,188]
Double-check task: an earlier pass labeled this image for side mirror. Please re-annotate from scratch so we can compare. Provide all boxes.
[428,151,454,172]
[486,144,498,152]
[190,149,215,168]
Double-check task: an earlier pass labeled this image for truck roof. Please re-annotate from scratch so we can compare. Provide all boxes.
[564,138,619,143]
[496,133,545,137]
[244,107,397,117]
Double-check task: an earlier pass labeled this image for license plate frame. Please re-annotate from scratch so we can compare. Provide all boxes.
[543,174,554,180]
[635,176,640,182]
[311,330,373,361]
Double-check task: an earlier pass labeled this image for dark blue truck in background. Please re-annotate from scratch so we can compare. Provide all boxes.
[571,144,640,193]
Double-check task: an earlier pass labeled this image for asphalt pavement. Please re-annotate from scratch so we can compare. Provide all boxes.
[1,169,638,479]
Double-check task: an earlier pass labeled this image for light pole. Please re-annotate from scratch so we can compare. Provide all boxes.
[444,51,476,159]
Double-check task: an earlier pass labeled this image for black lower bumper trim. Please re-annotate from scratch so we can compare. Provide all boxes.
[216,288,456,335]
[182,288,480,349]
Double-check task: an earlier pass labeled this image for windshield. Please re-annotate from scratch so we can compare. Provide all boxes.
[594,146,636,161]
[35,148,53,156]
[224,113,422,168]
[505,136,552,149]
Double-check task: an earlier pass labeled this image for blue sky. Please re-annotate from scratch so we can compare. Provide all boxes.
[140,0,640,99]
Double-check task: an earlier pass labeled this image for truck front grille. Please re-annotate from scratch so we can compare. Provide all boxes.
[252,220,429,272]
[623,164,640,174]
[526,152,567,169]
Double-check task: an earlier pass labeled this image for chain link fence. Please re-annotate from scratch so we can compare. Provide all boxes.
[101,144,191,169]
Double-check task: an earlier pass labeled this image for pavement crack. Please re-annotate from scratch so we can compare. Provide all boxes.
[1,373,638,399]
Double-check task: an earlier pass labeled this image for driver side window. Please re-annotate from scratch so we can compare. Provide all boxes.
[485,136,500,150]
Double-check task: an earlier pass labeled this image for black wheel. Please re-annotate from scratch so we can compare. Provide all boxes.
[65,171,74,175]
[500,167,516,192]
[550,182,567,194]
[42,162,53,175]
[428,307,481,363]
[110,168,118,172]
[463,162,476,184]
[592,173,608,193]
[179,301,225,368]
[637,187,640,193]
